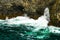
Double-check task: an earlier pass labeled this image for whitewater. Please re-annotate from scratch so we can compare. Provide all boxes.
[0,7,60,40]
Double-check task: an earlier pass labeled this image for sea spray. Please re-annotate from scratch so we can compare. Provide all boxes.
[0,7,60,40]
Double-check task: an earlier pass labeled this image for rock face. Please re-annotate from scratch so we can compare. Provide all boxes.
[0,0,60,26]
[49,0,60,27]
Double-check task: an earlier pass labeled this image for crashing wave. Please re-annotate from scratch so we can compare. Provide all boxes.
[0,7,60,40]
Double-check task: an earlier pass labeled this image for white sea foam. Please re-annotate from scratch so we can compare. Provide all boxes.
[0,7,60,34]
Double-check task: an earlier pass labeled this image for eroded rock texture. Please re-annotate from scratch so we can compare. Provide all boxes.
[0,0,60,26]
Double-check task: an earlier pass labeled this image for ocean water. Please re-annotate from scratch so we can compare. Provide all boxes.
[0,16,60,40]
[0,8,60,40]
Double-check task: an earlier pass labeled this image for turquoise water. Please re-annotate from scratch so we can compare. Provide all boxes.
[0,18,60,40]
[0,23,60,40]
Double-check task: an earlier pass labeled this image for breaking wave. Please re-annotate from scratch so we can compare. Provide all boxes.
[0,16,60,40]
[0,8,60,40]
